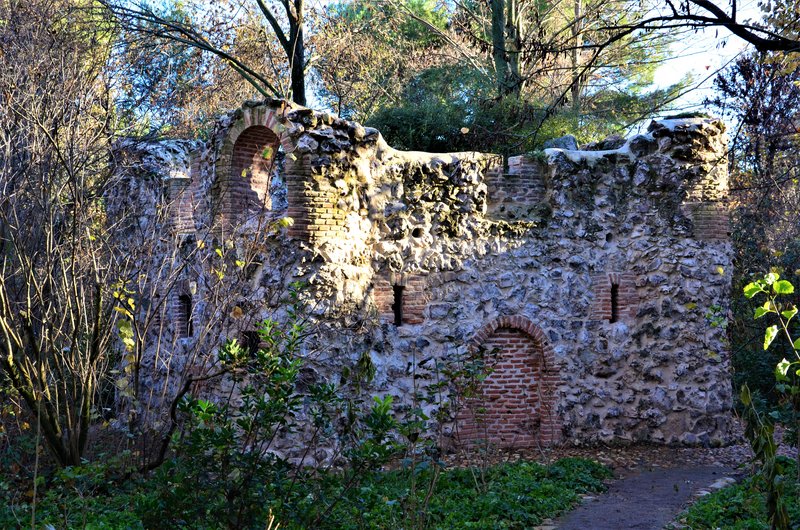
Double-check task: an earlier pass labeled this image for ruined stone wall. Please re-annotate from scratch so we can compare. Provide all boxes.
[125,100,734,453]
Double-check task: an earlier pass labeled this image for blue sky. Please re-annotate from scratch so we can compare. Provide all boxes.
[651,0,761,114]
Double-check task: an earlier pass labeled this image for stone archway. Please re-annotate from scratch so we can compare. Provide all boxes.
[456,315,560,448]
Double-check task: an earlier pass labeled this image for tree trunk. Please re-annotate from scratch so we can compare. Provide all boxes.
[491,0,522,97]
[571,0,582,114]
[291,28,306,106]
[290,0,306,106]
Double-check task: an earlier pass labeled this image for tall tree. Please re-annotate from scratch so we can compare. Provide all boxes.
[111,2,285,136]
[315,0,450,120]
[706,52,800,409]
[102,0,311,105]
[491,0,523,96]
[256,0,307,105]
[452,0,678,105]
[0,0,121,466]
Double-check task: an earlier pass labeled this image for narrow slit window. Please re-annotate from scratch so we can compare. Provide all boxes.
[391,285,405,326]
[609,282,619,323]
[178,294,193,338]
[241,330,261,355]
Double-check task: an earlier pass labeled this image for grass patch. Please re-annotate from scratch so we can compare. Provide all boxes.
[0,457,611,529]
[677,458,800,530]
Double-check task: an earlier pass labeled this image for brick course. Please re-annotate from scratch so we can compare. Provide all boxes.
[373,273,429,325]
[486,155,547,219]
[217,125,278,228]
[681,201,730,241]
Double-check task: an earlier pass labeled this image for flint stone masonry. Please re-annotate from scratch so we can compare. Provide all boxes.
[125,100,735,454]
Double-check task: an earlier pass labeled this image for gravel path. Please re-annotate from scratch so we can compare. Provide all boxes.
[448,420,797,530]
[552,465,735,530]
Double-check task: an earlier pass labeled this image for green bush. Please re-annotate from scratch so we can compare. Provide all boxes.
[366,65,683,157]
[679,458,800,529]
[0,300,611,529]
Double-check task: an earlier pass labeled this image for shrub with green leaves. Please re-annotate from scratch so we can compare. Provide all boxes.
[679,458,799,530]
[743,273,800,432]
[739,272,800,529]
[0,456,610,530]
[0,288,611,529]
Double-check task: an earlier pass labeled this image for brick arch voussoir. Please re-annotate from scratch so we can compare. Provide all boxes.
[218,104,296,172]
[469,315,558,376]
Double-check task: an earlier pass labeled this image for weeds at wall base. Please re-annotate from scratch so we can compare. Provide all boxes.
[0,454,611,529]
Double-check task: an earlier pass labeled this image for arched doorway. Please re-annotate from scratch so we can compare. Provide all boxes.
[456,316,560,448]
[217,125,280,228]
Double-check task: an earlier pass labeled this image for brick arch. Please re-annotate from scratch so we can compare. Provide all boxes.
[457,315,560,447]
[215,104,295,230]
[218,103,296,165]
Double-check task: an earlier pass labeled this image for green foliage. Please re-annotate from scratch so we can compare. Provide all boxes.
[330,0,448,46]
[741,385,791,529]
[711,53,800,412]
[322,457,610,530]
[1,297,609,528]
[739,273,800,529]
[679,458,800,530]
[0,456,610,530]
[0,455,148,529]
[743,273,800,385]
[367,64,688,156]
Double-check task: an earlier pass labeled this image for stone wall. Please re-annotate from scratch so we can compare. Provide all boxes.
[123,100,735,453]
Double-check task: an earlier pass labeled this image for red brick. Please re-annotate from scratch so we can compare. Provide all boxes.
[456,324,559,449]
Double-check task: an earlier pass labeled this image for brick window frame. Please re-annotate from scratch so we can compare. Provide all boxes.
[373,272,429,325]
[216,125,279,228]
[591,272,638,323]
[680,201,730,241]
[214,104,296,233]
[172,283,194,340]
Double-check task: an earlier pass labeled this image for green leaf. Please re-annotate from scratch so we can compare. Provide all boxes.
[781,306,798,320]
[764,325,779,350]
[774,280,795,294]
[776,358,792,381]
[113,306,132,319]
[743,282,762,298]
[754,306,770,319]
[765,272,780,285]
[793,337,800,350]
[740,384,752,406]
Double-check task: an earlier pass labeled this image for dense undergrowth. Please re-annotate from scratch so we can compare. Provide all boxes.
[0,455,610,529]
[0,308,608,530]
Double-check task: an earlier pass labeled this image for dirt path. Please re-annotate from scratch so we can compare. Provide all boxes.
[550,465,736,530]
